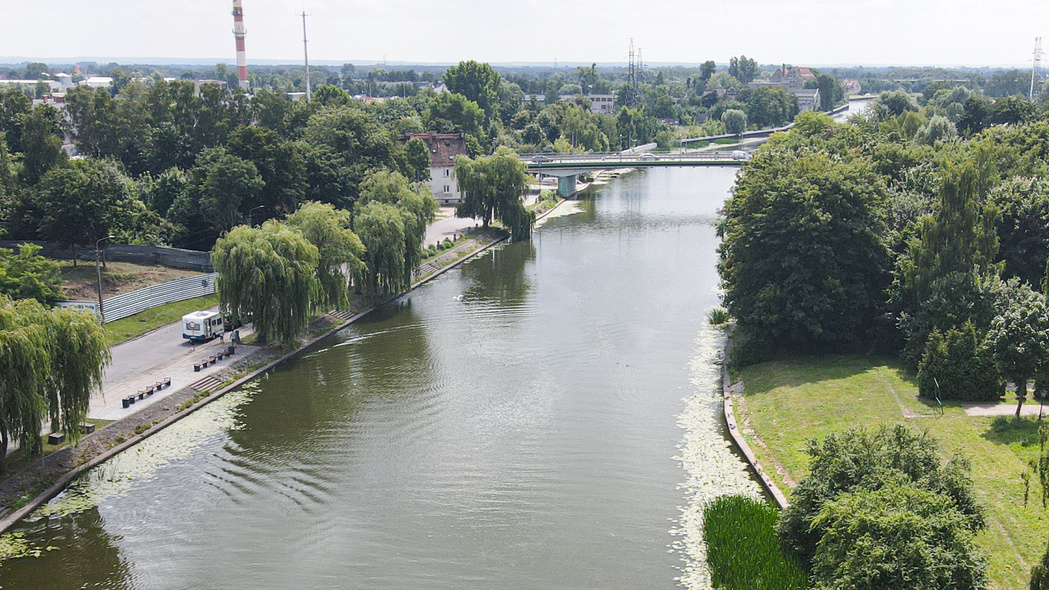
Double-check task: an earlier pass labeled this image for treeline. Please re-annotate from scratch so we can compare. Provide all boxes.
[719,89,1049,417]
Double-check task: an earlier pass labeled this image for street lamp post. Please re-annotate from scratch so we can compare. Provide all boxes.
[95,235,115,323]
[249,205,266,227]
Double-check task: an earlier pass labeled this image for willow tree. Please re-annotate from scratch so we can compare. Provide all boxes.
[285,202,365,311]
[0,296,109,473]
[358,170,437,285]
[212,221,319,345]
[354,201,407,296]
[454,147,534,241]
[44,306,110,440]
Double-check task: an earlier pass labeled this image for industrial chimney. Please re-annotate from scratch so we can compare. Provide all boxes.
[232,0,249,90]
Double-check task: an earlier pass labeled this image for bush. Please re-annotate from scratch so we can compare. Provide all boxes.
[778,424,983,564]
[704,495,807,590]
[811,484,987,590]
[708,307,731,326]
[917,322,1001,401]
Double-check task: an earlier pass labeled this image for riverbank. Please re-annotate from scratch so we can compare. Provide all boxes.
[732,353,1049,590]
[0,202,575,535]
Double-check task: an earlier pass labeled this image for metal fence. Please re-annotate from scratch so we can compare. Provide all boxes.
[0,241,213,272]
[57,273,218,323]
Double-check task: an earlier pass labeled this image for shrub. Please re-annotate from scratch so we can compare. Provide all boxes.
[811,483,987,590]
[917,323,1001,401]
[708,307,731,326]
[704,495,807,590]
[778,424,983,564]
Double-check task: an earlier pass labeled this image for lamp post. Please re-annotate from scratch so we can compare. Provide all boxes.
[95,235,114,323]
[248,205,265,227]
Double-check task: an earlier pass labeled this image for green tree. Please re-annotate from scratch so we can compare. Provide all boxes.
[357,170,437,284]
[43,306,110,439]
[727,56,758,84]
[816,73,843,111]
[986,281,1049,417]
[743,86,799,128]
[285,202,365,311]
[0,243,62,305]
[700,60,716,84]
[990,177,1049,287]
[917,322,1001,402]
[778,424,984,565]
[718,143,887,361]
[212,221,319,345]
[188,147,265,233]
[811,483,988,590]
[32,159,135,260]
[354,201,407,296]
[454,147,534,240]
[226,125,307,216]
[721,109,747,135]
[405,136,432,182]
[18,105,66,185]
[443,60,501,120]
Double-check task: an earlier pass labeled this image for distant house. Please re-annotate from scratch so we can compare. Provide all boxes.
[405,132,470,206]
[585,94,616,114]
[793,88,821,112]
[768,66,816,91]
[842,79,862,95]
[79,76,114,88]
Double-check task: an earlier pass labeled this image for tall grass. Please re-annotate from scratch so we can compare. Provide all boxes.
[708,307,731,326]
[703,495,808,590]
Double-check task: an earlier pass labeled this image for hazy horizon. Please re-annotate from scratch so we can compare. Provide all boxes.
[1,0,1046,69]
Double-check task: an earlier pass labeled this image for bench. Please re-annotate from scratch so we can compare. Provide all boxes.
[80,422,95,435]
[47,432,65,445]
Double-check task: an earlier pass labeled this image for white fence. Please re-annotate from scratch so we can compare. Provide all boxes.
[58,273,218,323]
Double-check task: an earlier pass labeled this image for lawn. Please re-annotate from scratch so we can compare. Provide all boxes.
[736,354,1049,590]
[104,294,218,345]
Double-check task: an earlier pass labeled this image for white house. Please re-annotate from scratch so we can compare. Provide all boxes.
[406,132,470,206]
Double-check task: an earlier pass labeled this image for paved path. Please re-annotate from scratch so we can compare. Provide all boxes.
[88,314,258,421]
[964,400,1049,417]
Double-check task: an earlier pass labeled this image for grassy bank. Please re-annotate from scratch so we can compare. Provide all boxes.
[104,294,218,345]
[736,354,1049,590]
[704,495,807,590]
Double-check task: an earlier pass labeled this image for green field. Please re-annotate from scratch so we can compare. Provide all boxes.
[104,294,219,345]
[737,354,1049,590]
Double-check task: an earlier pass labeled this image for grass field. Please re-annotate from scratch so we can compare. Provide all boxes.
[104,294,218,345]
[736,354,1049,590]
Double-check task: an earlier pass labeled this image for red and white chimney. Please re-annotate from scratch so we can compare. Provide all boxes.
[232,0,249,90]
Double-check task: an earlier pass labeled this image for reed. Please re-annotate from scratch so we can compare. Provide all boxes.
[703,494,807,590]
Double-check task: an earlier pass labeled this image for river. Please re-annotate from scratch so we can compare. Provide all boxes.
[0,167,760,590]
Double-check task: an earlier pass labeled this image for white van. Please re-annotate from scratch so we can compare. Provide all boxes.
[731,150,752,161]
[182,310,224,342]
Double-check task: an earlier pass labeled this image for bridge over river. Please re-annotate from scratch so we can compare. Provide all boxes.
[522,151,745,196]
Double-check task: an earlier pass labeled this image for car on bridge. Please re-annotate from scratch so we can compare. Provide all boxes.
[639,153,657,161]
[531,155,552,164]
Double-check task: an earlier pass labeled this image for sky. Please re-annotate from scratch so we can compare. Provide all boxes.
[1,0,1048,68]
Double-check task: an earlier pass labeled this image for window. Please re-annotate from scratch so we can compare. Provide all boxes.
[443,185,451,194]
[443,169,450,177]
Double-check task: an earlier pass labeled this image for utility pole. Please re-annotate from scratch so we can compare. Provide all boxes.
[95,235,114,324]
[1032,37,1043,100]
[627,38,636,109]
[301,11,311,102]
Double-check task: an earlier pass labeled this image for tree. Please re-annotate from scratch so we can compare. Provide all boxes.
[0,243,62,305]
[727,55,758,85]
[914,114,957,146]
[989,177,1049,287]
[811,483,988,590]
[986,281,1049,417]
[443,60,501,120]
[18,105,66,185]
[405,137,431,182]
[357,170,438,284]
[285,202,365,311]
[0,295,109,474]
[816,74,843,111]
[354,201,407,296]
[32,159,135,259]
[211,221,319,345]
[721,109,747,135]
[700,60,716,84]
[718,144,888,361]
[778,424,984,565]
[187,147,264,233]
[743,86,799,128]
[226,126,307,217]
[917,322,1001,402]
[454,147,534,241]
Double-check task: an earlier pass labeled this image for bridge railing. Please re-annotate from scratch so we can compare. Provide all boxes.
[520,151,738,164]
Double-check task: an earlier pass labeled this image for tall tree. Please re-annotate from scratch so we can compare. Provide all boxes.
[212,221,319,345]
[354,201,407,296]
[443,60,501,120]
[186,147,265,234]
[986,281,1049,417]
[285,202,365,311]
[454,147,534,240]
[18,105,66,185]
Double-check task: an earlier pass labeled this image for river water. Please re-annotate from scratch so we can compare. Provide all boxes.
[0,167,759,590]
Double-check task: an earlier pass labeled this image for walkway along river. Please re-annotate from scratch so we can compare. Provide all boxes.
[0,167,760,590]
